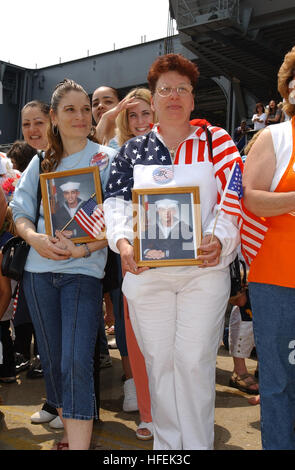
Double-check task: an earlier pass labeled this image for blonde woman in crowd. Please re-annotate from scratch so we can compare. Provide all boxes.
[115,87,155,440]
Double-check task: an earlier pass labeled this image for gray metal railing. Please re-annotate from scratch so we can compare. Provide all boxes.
[175,0,240,27]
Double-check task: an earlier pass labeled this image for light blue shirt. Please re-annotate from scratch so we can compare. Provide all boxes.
[10,139,117,279]
[108,136,120,151]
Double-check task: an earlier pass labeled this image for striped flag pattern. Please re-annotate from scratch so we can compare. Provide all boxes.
[219,162,243,216]
[217,161,268,266]
[74,197,105,239]
[239,200,268,266]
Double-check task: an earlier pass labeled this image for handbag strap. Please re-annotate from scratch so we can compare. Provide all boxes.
[202,125,213,161]
[34,151,44,227]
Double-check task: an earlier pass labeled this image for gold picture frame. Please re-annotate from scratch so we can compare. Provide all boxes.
[40,166,104,244]
[132,186,202,267]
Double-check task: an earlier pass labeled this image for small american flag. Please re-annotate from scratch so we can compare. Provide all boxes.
[219,162,243,217]
[219,162,268,265]
[239,200,268,266]
[74,197,105,239]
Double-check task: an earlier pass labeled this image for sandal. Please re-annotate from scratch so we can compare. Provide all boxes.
[136,421,153,441]
[52,441,69,450]
[229,372,259,395]
[248,395,260,405]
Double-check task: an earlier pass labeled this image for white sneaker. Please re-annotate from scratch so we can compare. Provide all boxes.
[31,409,56,424]
[49,416,64,429]
[123,378,138,412]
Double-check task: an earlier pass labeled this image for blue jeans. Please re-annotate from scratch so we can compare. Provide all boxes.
[110,287,128,357]
[249,282,295,449]
[23,271,102,420]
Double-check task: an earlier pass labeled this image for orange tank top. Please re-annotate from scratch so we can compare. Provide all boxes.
[248,117,295,288]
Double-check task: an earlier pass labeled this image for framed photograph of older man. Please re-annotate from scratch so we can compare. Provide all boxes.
[40,166,104,244]
[132,186,202,267]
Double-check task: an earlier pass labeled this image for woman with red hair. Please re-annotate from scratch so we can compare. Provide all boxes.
[104,54,242,449]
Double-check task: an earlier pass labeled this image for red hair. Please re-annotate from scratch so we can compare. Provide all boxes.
[147,54,199,94]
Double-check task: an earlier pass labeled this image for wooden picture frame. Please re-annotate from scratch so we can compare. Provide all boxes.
[132,186,202,267]
[40,166,103,244]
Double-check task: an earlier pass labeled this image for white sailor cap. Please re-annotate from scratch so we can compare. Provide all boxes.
[60,181,80,192]
[155,198,179,209]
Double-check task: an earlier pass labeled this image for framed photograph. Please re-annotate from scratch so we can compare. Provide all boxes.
[40,166,104,244]
[132,186,202,267]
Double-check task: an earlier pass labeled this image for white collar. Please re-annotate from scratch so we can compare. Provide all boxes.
[152,124,208,143]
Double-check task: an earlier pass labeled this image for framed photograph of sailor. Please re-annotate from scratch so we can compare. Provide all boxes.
[40,166,104,244]
[132,186,202,267]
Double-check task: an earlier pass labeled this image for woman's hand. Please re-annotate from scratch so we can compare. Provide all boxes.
[197,234,222,267]
[54,231,84,258]
[29,232,71,260]
[55,231,108,258]
[145,249,165,260]
[117,238,149,275]
[15,217,71,260]
[96,97,140,144]
[60,229,74,239]
[103,96,140,124]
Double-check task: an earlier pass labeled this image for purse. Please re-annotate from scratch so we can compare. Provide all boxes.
[1,153,43,281]
[229,255,247,298]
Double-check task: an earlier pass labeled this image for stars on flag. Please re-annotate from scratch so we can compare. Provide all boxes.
[104,131,172,201]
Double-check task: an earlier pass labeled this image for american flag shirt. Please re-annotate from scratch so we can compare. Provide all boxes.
[104,124,243,269]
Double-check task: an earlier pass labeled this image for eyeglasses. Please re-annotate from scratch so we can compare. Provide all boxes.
[156,85,193,97]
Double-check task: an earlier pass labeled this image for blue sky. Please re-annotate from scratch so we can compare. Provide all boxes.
[1,0,176,68]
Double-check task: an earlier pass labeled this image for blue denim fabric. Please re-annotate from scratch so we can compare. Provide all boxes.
[249,282,295,450]
[98,305,109,356]
[23,271,102,420]
[110,287,128,357]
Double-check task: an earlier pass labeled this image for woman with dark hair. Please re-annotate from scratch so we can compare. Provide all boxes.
[19,99,62,428]
[7,141,35,172]
[265,99,282,125]
[252,102,266,131]
[104,54,242,449]
[21,100,50,150]
[11,79,116,450]
[92,85,139,148]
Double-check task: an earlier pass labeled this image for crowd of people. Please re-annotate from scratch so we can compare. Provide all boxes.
[0,45,295,451]
[234,96,291,157]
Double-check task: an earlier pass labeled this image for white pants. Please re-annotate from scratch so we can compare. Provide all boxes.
[229,306,255,358]
[122,266,230,450]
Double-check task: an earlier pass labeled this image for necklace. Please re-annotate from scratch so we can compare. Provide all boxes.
[169,147,177,162]
[60,143,87,170]
[161,126,194,163]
